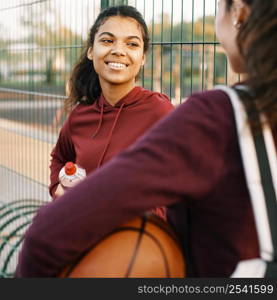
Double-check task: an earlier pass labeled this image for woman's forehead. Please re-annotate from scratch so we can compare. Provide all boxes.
[97,16,143,37]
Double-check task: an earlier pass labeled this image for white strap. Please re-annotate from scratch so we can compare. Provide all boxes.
[231,258,267,278]
[215,85,276,262]
[261,115,277,197]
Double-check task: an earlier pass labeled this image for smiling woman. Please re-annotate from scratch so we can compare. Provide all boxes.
[49,6,174,220]
[86,16,146,104]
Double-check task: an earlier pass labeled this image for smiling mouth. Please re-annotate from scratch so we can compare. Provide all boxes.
[105,62,129,70]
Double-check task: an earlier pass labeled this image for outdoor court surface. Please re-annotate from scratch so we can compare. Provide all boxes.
[0,110,55,276]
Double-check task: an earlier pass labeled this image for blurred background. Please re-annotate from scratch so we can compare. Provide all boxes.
[0,0,239,277]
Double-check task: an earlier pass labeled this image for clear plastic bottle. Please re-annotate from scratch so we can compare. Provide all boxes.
[58,162,86,189]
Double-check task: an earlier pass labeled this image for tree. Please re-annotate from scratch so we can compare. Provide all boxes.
[146,14,226,101]
[20,1,82,85]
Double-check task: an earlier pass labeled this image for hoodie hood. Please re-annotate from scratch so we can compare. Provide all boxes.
[90,86,142,139]
[91,86,154,140]
[96,86,149,111]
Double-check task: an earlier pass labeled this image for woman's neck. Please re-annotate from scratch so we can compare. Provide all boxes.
[100,81,136,106]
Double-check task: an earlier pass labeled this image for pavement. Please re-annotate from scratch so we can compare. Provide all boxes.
[0,104,57,276]
[0,118,56,189]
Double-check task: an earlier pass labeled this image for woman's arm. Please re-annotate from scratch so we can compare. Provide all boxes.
[49,118,76,198]
[16,91,232,277]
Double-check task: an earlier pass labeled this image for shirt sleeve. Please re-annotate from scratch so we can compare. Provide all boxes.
[49,115,76,198]
[16,91,233,277]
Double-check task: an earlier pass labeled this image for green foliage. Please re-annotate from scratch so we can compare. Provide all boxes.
[149,14,216,43]
[18,1,83,85]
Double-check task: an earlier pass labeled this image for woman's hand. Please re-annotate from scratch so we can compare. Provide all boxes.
[55,184,65,198]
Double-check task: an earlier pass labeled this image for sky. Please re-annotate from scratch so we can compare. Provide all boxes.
[0,0,218,40]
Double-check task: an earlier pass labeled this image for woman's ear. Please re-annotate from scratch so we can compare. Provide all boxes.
[231,0,250,29]
[87,47,93,61]
[141,54,146,67]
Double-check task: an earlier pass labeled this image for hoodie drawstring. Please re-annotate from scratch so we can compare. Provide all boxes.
[92,101,104,139]
[97,102,125,168]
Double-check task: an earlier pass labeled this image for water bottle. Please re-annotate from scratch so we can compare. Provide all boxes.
[59,162,86,189]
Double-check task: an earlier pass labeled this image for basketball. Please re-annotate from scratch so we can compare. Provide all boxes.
[61,214,186,278]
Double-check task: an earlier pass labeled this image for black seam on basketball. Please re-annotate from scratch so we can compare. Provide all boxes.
[64,216,183,278]
[63,255,84,277]
[124,216,147,278]
[145,213,183,250]
[141,230,171,277]
[119,219,172,277]
[122,227,172,277]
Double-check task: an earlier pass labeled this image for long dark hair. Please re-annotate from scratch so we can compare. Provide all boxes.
[65,5,149,111]
[226,0,277,129]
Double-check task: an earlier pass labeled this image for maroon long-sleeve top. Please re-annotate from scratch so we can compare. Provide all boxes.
[16,89,271,278]
[49,86,174,197]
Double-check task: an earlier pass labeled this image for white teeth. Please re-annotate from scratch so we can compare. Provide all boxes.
[107,62,127,69]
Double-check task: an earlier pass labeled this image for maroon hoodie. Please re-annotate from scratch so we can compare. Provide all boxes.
[49,86,174,197]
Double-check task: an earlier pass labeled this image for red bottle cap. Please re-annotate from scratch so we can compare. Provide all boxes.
[64,162,77,175]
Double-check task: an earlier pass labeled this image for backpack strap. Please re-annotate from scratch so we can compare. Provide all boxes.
[215,85,277,266]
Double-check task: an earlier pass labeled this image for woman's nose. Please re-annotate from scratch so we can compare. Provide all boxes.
[110,47,126,56]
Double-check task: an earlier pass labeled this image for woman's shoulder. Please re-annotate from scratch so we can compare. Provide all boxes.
[183,88,233,114]
[137,87,170,102]
[59,103,91,129]
[67,101,100,118]
[170,88,235,132]
[191,88,231,101]
[137,87,174,112]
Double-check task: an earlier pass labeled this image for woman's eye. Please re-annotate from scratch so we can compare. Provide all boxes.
[101,39,113,44]
[128,42,139,47]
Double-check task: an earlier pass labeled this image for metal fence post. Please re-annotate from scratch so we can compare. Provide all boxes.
[101,0,109,10]
[101,0,128,9]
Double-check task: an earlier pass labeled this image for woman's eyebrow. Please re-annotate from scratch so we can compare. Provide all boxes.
[126,36,142,42]
[98,32,114,38]
[98,32,141,42]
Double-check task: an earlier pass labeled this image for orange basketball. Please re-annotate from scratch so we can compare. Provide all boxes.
[61,214,186,278]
